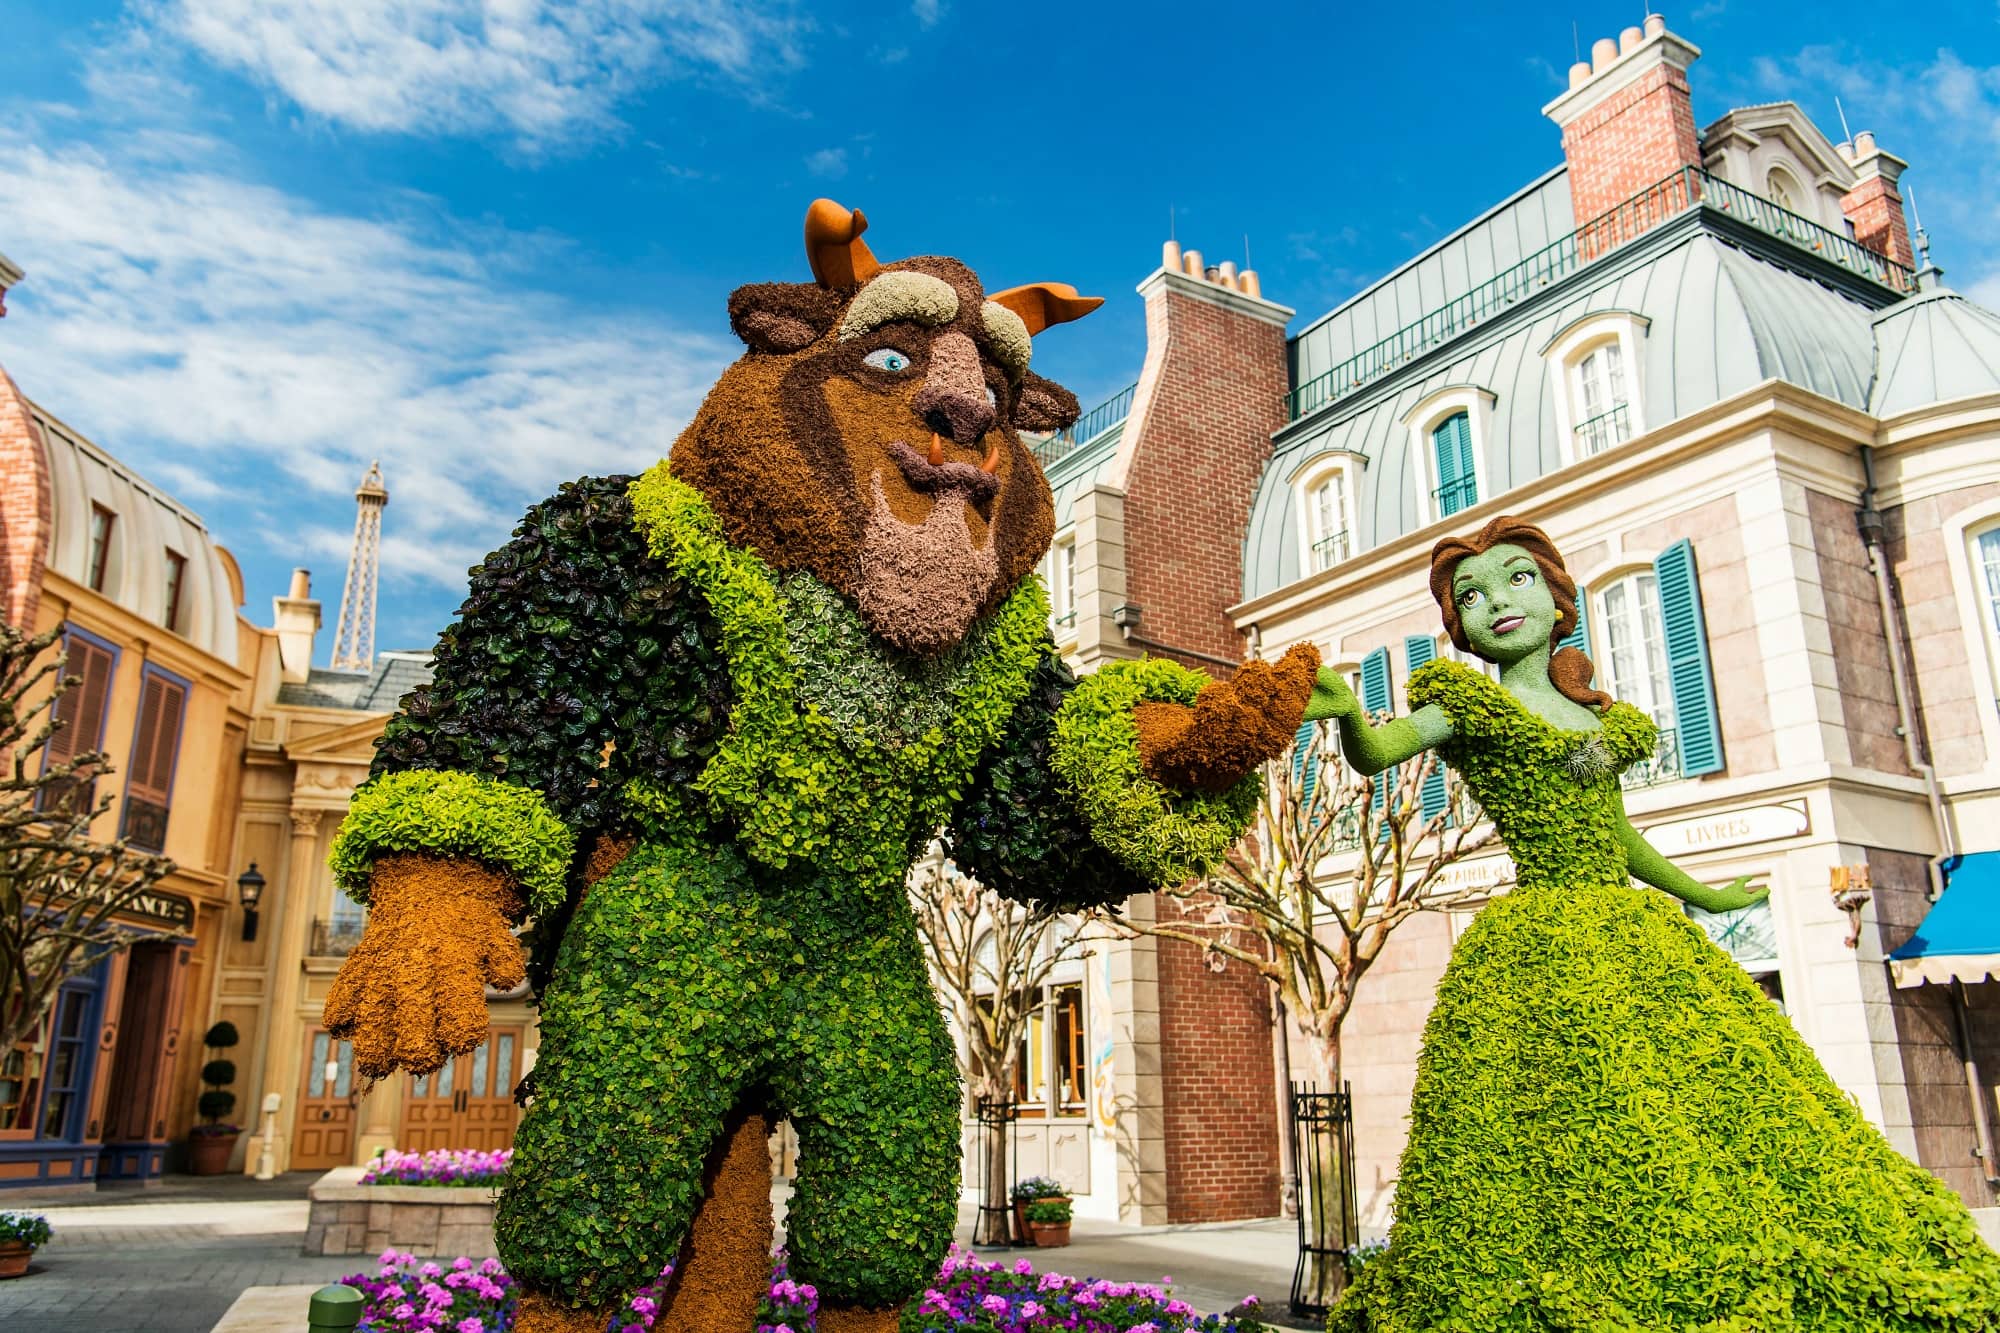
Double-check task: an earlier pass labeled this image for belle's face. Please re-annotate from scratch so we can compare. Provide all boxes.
[1451,544,1559,664]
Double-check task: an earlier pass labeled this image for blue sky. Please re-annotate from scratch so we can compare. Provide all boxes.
[0,0,1995,658]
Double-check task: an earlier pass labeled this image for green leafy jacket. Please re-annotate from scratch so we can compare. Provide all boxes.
[328,469,1257,938]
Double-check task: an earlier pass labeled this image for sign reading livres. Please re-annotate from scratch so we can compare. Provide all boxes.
[1639,801,1811,859]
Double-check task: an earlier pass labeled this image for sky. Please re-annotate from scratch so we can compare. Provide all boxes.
[0,0,1995,658]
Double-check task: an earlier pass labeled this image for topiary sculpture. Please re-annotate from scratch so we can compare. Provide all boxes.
[1312,515,2000,1331]
[322,201,1317,1333]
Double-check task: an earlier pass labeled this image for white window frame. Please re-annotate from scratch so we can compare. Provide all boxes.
[1542,311,1650,465]
[1943,502,2000,773]
[1047,534,1078,637]
[1288,453,1360,575]
[1401,385,1497,526]
[1594,568,1678,730]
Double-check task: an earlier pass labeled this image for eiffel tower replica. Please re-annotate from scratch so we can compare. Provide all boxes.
[328,461,388,673]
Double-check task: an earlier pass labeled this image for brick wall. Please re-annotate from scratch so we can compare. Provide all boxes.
[1153,891,1283,1223]
[0,365,51,630]
[1558,62,1702,231]
[1121,278,1290,667]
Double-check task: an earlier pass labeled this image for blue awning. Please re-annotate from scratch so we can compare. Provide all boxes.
[1889,850,2000,987]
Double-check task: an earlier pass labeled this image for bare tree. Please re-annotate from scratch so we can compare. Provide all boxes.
[908,843,1089,1244]
[1,621,174,1052]
[1123,718,1495,1304]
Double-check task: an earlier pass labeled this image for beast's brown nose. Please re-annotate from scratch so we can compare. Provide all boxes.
[911,330,995,445]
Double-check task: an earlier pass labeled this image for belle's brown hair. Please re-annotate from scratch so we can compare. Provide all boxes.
[1428,515,1613,711]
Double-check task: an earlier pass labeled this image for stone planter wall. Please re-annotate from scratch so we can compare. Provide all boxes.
[304,1165,500,1258]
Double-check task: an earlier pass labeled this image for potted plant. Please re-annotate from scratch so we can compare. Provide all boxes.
[0,1213,52,1279]
[1023,1199,1071,1248]
[189,1020,242,1175]
[1009,1175,1070,1243]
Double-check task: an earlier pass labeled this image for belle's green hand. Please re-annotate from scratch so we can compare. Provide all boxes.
[1302,666,1360,724]
[1695,875,1769,914]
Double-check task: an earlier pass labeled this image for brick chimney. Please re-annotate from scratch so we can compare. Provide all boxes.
[1543,14,1703,231]
[1104,241,1293,669]
[0,364,52,630]
[0,252,21,319]
[1837,131,1914,268]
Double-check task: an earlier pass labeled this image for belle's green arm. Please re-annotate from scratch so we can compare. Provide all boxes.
[1300,666,1454,777]
[1612,790,1768,913]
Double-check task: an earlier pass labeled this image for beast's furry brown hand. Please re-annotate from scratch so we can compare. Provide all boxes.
[1134,643,1322,793]
[322,852,527,1080]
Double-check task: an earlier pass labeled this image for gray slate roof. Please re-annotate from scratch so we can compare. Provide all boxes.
[1870,288,2000,417]
[1044,420,1125,530]
[276,651,434,711]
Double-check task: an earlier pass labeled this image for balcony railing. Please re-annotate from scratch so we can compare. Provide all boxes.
[1432,477,1479,516]
[1310,529,1351,571]
[1285,167,1916,422]
[309,916,368,958]
[1573,403,1631,456]
[1049,609,1077,631]
[1030,382,1137,468]
[1621,725,1683,790]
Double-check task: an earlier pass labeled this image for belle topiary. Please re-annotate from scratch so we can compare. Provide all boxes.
[322,201,1318,1333]
[1313,515,2000,1331]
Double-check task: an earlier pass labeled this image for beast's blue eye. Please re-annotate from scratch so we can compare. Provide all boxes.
[864,348,913,373]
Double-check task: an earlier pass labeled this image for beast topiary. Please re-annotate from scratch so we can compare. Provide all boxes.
[322,201,1318,1333]
[1311,515,2000,1331]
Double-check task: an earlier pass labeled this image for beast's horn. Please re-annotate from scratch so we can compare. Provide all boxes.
[987,282,1104,336]
[804,199,882,290]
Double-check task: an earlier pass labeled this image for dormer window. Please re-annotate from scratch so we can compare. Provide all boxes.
[1290,453,1361,575]
[1401,386,1496,524]
[1765,167,1800,214]
[1542,311,1650,465]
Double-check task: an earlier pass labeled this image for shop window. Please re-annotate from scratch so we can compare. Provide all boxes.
[1685,897,1784,1011]
[121,665,190,852]
[0,1028,44,1137]
[87,504,115,593]
[1013,983,1087,1119]
[37,987,94,1141]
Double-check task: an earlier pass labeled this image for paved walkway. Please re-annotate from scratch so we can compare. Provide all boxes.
[0,1175,1319,1331]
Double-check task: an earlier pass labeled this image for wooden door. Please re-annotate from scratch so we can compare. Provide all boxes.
[401,1027,521,1153]
[293,1028,356,1171]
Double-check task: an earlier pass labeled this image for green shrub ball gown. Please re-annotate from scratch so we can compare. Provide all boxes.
[1334,661,2000,1331]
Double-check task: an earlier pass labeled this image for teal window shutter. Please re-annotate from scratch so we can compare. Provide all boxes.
[1360,647,1393,822]
[1431,413,1477,516]
[1557,584,1590,657]
[1653,539,1724,776]
[1403,636,1446,822]
[1292,719,1319,805]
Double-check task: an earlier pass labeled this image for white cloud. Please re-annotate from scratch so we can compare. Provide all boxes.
[131,0,806,147]
[911,0,943,29]
[805,146,848,179]
[0,123,736,587]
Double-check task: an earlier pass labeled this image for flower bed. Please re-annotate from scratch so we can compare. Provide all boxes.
[360,1149,512,1188]
[338,1246,1267,1332]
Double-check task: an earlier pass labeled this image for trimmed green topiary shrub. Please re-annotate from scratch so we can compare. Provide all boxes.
[331,769,577,917]
[202,1021,239,1048]
[200,1059,236,1087]
[1049,658,1261,887]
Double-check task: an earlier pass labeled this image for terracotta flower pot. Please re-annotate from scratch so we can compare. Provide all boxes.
[188,1130,240,1176]
[1029,1221,1071,1248]
[0,1240,33,1279]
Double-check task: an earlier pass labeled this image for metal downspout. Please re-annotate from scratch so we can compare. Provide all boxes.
[1856,445,1996,1194]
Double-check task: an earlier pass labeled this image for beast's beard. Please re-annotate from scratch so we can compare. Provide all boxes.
[856,473,1000,656]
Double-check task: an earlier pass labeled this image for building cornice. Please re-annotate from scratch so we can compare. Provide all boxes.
[1137,267,1294,327]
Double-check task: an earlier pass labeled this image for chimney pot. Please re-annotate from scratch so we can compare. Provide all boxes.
[1240,269,1262,299]
[1203,265,1221,284]
[1568,60,1593,89]
[1182,248,1203,277]
[1619,26,1643,53]
[1836,140,1854,162]
[289,568,311,599]
[1218,260,1239,287]
[1591,37,1618,72]
[1853,130,1877,156]
[1162,239,1182,274]
[1643,13,1666,38]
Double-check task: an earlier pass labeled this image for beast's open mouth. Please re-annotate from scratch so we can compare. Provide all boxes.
[883,439,1000,503]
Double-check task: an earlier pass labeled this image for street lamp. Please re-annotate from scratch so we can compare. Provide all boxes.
[237,862,267,942]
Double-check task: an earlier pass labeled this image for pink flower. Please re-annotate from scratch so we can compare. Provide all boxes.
[456,1320,483,1333]
[981,1294,1009,1315]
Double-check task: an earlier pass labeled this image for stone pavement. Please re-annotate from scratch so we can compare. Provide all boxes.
[0,1174,1322,1331]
